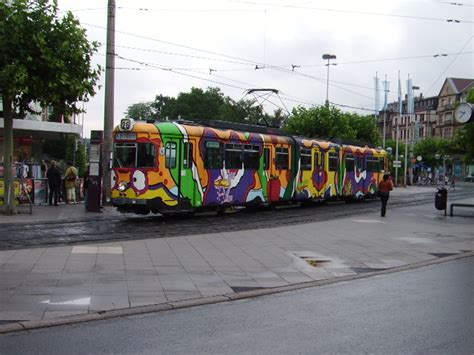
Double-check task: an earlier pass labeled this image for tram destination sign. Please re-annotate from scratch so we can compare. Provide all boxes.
[115,132,137,140]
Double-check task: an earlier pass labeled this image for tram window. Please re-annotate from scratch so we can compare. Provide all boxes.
[300,148,312,170]
[244,145,260,169]
[183,142,193,169]
[204,141,223,169]
[114,143,156,168]
[136,143,156,168]
[225,143,243,169]
[345,153,355,171]
[165,142,177,168]
[276,147,289,170]
[356,156,365,170]
[263,148,270,170]
[367,157,378,172]
[113,143,136,168]
[329,152,338,171]
[379,157,386,172]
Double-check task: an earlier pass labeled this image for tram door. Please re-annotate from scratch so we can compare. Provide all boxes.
[164,138,181,203]
[263,144,274,202]
[179,140,197,208]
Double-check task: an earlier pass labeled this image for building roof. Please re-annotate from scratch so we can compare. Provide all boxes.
[446,78,474,94]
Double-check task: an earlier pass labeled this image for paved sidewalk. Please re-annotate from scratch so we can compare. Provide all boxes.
[0,185,472,327]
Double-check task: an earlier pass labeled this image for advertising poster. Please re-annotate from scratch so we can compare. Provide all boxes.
[0,179,21,205]
[33,179,48,205]
[19,179,34,204]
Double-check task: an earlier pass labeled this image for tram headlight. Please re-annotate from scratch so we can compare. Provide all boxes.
[117,181,128,192]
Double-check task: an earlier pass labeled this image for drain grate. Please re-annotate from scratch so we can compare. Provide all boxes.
[350,267,387,274]
[299,257,330,268]
[230,286,265,293]
[429,253,459,258]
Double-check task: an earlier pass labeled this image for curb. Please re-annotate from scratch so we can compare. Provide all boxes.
[1,251,472,335]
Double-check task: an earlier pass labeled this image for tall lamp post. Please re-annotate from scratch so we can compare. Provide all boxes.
[322,54,337,107]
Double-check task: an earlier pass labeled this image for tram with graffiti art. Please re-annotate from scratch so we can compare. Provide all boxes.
[111,118,388,215]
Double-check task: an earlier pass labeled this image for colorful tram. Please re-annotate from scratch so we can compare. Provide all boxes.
[111,118,388,215]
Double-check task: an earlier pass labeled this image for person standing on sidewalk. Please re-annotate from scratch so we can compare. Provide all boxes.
[378,174,394,217]
[64,161,78,204]
[46,160,61,206]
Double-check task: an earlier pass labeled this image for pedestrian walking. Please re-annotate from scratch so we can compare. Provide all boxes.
[378,174,394,217]
[46,160,61,206]
[64,161,78,204]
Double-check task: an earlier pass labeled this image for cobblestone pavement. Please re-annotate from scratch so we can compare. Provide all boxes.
[0,184,472,325]
[0,185,471,250]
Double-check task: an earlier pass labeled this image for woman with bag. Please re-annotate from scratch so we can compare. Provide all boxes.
[378,174,394,217]
[64,161,78,204]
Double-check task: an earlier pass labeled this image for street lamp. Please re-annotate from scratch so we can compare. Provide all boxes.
[322,54,337,107]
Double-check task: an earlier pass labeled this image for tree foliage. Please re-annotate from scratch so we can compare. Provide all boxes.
[283,106,380,145]
[413,137,452,167]
[454,88,474,163]
[0,0,100,116]
[0,0,100,213]
[125,87,287,127]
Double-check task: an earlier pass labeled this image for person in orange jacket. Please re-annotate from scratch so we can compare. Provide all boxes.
[378,174,394,217]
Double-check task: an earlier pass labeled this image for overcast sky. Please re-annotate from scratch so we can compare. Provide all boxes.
[57,0,474,137]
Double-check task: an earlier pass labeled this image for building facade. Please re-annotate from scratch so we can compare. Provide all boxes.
[377,77,474,179]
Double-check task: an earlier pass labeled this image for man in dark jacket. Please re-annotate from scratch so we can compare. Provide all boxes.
[46,160,61,206]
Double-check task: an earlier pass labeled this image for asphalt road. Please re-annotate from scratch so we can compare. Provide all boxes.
[1,188,471,250]
[1,256,472,354]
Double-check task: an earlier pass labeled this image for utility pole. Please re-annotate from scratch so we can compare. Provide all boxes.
[102,0,115,204]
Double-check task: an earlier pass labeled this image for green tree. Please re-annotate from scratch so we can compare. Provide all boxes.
[285,106,380,145]
[0,0,100,214]
[75,140,87,177]
[454,88,474,163]
[413,137,452,168]
[150,94,176,119]
[125,102,155,120]
[284,105,356,141]
[348,113,381,146]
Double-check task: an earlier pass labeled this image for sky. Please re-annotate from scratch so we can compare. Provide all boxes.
[56,0,474,138]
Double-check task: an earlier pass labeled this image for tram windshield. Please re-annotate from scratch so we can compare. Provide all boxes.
[113,142,156,168]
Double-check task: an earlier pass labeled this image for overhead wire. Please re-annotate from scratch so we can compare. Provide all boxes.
[233,1,474,24]
[425,35,474,95]
[84,23,377,99]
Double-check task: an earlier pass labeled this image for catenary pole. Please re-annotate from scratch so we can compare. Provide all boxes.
[395,71,401,185]
[102,0,115,204]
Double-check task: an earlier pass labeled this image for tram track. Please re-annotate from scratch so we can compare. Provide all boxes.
[0,189,470,250]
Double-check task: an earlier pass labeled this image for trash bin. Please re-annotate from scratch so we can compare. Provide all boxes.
[435,187,448,211]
